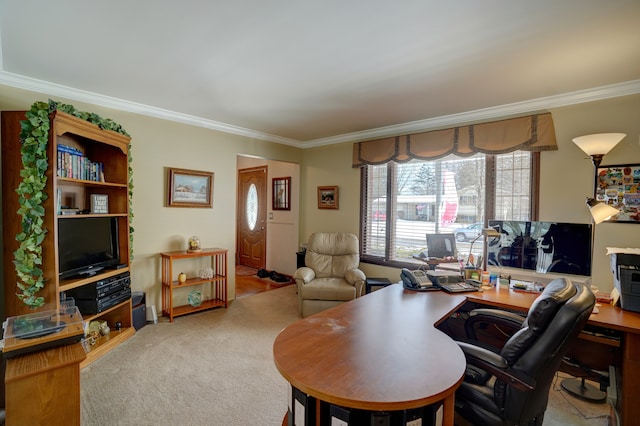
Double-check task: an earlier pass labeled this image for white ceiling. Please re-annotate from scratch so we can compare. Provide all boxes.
[1,1,640,147]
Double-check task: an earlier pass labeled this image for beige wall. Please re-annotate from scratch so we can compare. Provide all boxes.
[300,94,640,293]
[1,83,639,317]
[541,95,640,291]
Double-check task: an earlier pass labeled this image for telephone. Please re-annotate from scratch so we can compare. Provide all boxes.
[401,268,434,289]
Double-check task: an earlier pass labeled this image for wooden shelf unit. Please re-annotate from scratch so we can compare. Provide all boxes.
[1,110,134,368]
[161,248,228,322]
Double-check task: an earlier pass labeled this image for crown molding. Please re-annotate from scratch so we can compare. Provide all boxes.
[2,70,639,149]
[304,79,640,147]
[0,70,302,147]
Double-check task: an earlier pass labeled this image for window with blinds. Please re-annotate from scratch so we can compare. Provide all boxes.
[360,151,536,267]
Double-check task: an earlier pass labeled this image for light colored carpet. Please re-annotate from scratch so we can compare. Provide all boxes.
[81,285,299,425]
[81,285,610,425]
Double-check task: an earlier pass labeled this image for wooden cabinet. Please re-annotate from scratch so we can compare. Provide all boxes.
[1,110,134,368]
[5,343,86,425]
[161,248,228,322]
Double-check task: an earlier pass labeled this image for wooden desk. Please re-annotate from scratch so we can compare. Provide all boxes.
[465,285,640,426]
[273,284,468,425]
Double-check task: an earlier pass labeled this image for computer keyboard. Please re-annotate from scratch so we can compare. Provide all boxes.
[439,282,478,293]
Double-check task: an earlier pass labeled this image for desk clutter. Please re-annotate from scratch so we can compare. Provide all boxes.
[400,268,479,293]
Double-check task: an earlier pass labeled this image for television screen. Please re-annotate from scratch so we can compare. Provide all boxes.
[58,217,120,279]
[487,221,592,276]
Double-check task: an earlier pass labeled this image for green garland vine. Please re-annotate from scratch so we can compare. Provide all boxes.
[15,100,133,308]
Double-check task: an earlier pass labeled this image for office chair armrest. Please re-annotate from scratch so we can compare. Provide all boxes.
[294,267,316,284]
[345,268,366,285]
[465,308,525,340]
[457,341,536,392]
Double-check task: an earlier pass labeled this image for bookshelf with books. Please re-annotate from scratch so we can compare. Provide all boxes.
[1,110,134,367]
[57,143,105,182]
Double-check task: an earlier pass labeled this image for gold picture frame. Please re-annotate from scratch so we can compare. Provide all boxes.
[167,167,214,208]
[317,186,339,209]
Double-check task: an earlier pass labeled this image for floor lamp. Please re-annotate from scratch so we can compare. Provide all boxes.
[560,133,625,403]
[467,227,500,270]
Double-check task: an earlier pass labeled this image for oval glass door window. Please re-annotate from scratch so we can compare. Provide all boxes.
[246,183,258,230]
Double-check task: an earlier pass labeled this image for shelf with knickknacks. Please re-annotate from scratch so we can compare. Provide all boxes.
[160,248,228,321]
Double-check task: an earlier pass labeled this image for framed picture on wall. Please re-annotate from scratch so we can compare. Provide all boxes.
[166,167,214,208]
[272,177,291,210]
[595,164,640,223]
[317,186,339,210]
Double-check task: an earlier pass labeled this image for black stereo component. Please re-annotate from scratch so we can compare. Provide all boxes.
[66,272,131,300]
[65,272,132,315]
[74,287,132,315]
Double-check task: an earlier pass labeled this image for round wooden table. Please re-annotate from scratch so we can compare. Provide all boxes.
[273,284,468,425]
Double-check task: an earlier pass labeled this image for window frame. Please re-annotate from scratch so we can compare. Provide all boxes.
[359,152,540,268]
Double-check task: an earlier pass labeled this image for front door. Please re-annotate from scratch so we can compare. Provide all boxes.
[237,166,267,269]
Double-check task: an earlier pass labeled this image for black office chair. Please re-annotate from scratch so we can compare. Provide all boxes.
[454,278,595,426]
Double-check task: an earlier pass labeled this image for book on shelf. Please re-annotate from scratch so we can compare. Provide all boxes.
[56,144,104,182]
[59,207,80,215]
[56,188,61,214]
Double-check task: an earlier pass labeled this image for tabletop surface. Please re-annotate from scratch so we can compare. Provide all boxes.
[465,284,640,334]
[273,284,468,411]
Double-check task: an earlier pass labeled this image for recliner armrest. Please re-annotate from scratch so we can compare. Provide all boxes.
[294,267,316,284]
[457,341,536,391]
[344,268,366,284]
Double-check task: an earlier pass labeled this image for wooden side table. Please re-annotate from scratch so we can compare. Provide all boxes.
[365,277,392,294]
[161,248,228,322]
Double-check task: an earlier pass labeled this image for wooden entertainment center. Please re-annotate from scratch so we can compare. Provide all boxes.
[1,110,135,367]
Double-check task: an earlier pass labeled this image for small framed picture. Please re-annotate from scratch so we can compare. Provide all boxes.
[272,177,291,210]
[167,167,214,208]
[91,194,109,214]
[317,186,339,210]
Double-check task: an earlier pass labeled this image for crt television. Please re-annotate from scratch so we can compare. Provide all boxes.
[58,216,120,279]
[487,220,592,276]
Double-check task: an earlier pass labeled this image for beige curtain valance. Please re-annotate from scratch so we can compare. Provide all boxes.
[352,113,557,167]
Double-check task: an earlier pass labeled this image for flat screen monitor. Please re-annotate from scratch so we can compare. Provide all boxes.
[426,233,456,258]
[58,217,120,279]
[487,221,592,276]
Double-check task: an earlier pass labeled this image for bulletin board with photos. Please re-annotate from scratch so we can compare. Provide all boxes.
[596,164,640,223]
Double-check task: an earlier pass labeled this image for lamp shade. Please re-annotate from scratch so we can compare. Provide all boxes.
[586,198,620,224]
[572,133,626,156]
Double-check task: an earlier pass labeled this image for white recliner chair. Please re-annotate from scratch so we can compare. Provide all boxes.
[294,232,366,318]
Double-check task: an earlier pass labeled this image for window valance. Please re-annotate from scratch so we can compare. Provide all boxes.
[352,113,557,167]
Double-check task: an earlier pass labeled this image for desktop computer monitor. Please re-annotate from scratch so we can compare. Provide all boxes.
[487,220,592,276]
[426,233,456,258]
